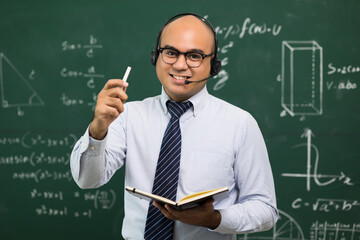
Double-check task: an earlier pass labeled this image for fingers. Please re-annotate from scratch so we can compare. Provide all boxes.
[104,87,128,102]
[103,79,129,90]
[89,79,129,140]
[98,96,124,115]
[98,79,129,109]
[102,79,129,104]
[153,202,177,220]
[206,198,215,205]
[157,199,219,228]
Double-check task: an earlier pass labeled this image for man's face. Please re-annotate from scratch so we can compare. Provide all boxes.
[156,16,214,102]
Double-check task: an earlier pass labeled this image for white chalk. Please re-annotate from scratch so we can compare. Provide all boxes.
[123,66,131,83]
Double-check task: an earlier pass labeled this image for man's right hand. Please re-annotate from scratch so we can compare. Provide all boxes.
[89,79,129,140]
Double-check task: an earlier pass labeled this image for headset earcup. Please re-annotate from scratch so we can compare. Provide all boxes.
[210,59,221,76]
[150,50,158,66]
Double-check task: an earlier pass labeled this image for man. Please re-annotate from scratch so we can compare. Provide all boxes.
[70,13,278,240]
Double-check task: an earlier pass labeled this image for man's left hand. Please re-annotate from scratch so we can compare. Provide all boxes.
[153,199,221,229]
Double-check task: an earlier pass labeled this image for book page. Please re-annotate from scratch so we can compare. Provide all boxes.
[178,188,227,203]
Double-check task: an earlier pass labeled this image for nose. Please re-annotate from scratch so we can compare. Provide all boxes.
[173,53,188,70]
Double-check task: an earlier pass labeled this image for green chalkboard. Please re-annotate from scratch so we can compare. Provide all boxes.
[1,0,359,239]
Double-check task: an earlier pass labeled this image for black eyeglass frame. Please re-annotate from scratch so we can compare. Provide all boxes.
[159,47,214,68]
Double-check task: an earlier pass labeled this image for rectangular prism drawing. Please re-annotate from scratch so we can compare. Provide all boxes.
[281,41,323,116]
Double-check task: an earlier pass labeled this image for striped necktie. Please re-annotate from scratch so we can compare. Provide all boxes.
[144,100,193,240]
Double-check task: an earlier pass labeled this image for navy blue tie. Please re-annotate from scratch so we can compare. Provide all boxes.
[144,100,193,240]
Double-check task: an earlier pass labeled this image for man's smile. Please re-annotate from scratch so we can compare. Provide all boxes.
[170,74,191,80]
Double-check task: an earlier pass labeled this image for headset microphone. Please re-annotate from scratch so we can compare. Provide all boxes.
[184,76,210,84]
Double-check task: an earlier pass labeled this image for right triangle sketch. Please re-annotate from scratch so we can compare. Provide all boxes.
[0,53,44,108]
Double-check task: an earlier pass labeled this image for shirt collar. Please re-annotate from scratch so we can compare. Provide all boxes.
[160,86,209,117]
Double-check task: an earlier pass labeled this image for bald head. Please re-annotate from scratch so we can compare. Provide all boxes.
[159,15,216,52]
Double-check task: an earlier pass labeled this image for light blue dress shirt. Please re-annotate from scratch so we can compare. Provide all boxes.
[70,86,278,240]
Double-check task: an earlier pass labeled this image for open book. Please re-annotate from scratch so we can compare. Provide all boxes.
[126,186,229,211]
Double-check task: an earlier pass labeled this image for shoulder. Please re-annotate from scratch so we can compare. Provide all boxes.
[206,94,261,134]
[207,94,252,120]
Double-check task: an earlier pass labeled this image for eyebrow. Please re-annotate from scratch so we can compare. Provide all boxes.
[162,45,205,54]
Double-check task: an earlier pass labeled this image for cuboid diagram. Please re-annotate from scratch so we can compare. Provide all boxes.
[0,53,44,111]
[281,41,323,116]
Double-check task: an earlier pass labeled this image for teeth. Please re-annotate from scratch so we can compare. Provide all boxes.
[172,75,188,80]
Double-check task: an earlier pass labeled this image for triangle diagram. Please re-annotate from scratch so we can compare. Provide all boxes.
[0,53,44,108]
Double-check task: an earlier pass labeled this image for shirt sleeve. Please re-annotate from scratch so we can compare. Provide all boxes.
[70,111,127,189]
[213,113,279,234]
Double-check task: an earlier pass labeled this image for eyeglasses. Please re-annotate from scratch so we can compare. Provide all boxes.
[159,47,213,68]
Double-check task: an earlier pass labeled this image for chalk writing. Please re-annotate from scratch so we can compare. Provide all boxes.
[60,92,97,110]
[21,131,77,149]
[326,62,359,92]
[292,198,360,212]
[207,14,282,91]
[77,190,117,210]
[212,41,234,91]
[12,169,72,183]
[280,41,323,118]
[328,63,360,75]
[60,66,104,89]
[30,189,64,201]
[35,205,94,218]
[0,136,21,145]
[35,205,68,217]
[61,35,103,58]
[326,80,357,90]
[214,17,282,40]
[61,35,105,90]
[0,153,70,166]
[281,129,354,191]
[27,188,117,218]
[74,209,92,218]
[310,221,360,240]
[0,53,44,116]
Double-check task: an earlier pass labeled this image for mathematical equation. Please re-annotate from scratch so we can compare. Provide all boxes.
[61,35,102,58]
[60,65,104,89]
[60,35,104,111]
[0,152,70,166]
[75,189,116,210]
[12,169,72,183]
[30,188,116,218]
[30,188,116,211]
[31,189,64,201]
[292,198,360,212]
[0,131,77,149]
[60,92,97,110]
[1,129,118,221]
[35,205,93,218]
[214,17,282,40]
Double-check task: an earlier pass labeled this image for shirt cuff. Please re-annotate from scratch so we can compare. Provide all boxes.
[84,128,108,157]
[80,125,107,153]
[210,208,238,234]
[70,126,107,182]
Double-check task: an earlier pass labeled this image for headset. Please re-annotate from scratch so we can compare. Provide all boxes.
[150,13,221,78]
